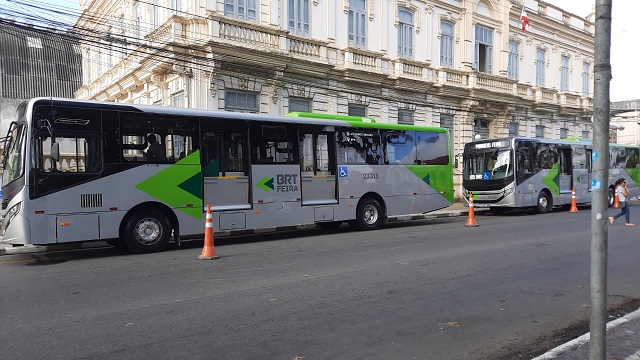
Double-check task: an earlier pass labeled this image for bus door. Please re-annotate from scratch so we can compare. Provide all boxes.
[300,127,338,205]
[571,145,589,194]
[202,127,251,214]
[558,147,572,193]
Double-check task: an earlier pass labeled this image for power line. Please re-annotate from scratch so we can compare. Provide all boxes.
[0,1,592,120]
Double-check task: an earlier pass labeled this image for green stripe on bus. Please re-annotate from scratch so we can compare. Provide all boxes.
[541,163,560,196]
[406,165,455,203]
[135,151,203,219]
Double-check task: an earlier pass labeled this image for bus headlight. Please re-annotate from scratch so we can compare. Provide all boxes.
[4,202,22,229]
[504,187,515,196]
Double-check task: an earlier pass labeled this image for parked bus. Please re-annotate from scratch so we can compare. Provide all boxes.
[0,98,454,253]
[461,137,640,213]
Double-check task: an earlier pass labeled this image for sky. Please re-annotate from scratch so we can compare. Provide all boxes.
[0,0,80,30]
[545,0,639,102]
[0,0,636,102]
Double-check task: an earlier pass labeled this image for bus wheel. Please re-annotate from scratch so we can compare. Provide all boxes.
[608,187,615,207]
[535,191,552,214]
[123,209,171,253]
[354,197,383,230]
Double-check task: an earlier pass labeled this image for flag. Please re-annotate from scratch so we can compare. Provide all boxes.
[520,4,530,32]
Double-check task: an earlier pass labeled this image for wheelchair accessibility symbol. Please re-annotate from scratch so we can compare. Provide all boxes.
[339,166,348,177]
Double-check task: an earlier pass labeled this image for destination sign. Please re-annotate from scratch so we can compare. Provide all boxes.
[475,140,509,149]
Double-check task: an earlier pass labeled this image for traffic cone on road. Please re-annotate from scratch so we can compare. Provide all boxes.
[569,186,579,213]
[198,205,219,260]
[613,186,620,208]
[465,193,479,227]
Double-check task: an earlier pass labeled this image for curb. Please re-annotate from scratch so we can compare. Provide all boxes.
[531,307,640,360]
[1,241,111,256]
[0,209,473,256]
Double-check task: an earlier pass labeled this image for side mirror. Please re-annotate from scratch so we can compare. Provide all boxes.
[51,142,60,163]
[454,158,459,169]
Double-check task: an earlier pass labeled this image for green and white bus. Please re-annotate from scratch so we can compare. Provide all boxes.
[1,98,453,253]
[461,137,640,213]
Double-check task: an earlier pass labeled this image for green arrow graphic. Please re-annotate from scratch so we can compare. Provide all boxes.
[135,150,203,219]
[542,163,560,196]
[257,176,274,191]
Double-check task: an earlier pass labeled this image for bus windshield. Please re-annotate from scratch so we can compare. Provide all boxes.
[1,123,27,187]
[464,148,513,180]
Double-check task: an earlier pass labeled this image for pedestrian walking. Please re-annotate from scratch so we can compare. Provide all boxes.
[609,178,635,226]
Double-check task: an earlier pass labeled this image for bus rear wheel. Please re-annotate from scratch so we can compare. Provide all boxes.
[608,187,615,207]
[353,197,383,230]
[123,209,171,253]
[535,191,552,214]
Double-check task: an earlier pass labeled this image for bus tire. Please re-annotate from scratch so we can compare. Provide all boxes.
[123,209,171,253]
[608,187,615,207]
[535,191,552,214]
[354,197,383,230]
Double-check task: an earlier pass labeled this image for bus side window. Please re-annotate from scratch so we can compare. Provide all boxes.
[626,148,639,168]
[251,124,296,164]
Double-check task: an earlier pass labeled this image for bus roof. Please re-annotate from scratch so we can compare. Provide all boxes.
[465,136,638,148]
[285,111,448,133]
[24,98,447,133]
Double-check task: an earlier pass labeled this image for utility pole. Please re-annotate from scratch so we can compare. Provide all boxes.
[590,0,612,359]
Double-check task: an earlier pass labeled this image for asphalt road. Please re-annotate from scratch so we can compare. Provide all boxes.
[2,206,640,360]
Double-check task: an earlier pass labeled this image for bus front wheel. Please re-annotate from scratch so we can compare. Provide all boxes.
[353,197,383,230]
[535,191,552,214]
[123,209,171,253]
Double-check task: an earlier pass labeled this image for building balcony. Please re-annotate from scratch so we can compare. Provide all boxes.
[77,14,594,115]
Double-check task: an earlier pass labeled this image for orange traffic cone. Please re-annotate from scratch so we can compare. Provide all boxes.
[613,186,620,208]
[198,205,219,260]
[465,192,479,227]
[569,186,579,213]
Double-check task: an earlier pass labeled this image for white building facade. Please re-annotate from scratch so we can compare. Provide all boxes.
[75,0,595,196]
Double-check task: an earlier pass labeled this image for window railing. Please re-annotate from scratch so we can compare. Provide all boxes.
[211,14,283,49]
[392,58,434,80]
[561,93,580,106]
[77,12,594,115]
[438,68,468,86]
[517,84,532,98]
[287,34,328,58]
[472,72,515,92]
[540,88,556,102]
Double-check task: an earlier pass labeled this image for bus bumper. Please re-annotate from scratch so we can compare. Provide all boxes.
[1,213,30,245]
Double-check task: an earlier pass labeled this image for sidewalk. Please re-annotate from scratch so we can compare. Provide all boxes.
[533,308,640,360]
[1,203,639,360]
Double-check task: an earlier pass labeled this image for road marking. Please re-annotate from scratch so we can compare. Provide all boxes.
[532,307,640,359]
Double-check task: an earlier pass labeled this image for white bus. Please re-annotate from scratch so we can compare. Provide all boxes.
[1,98,454,253]
[461,137,640,213]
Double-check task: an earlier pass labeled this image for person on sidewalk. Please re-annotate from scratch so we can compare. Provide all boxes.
[609,178,635,226]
